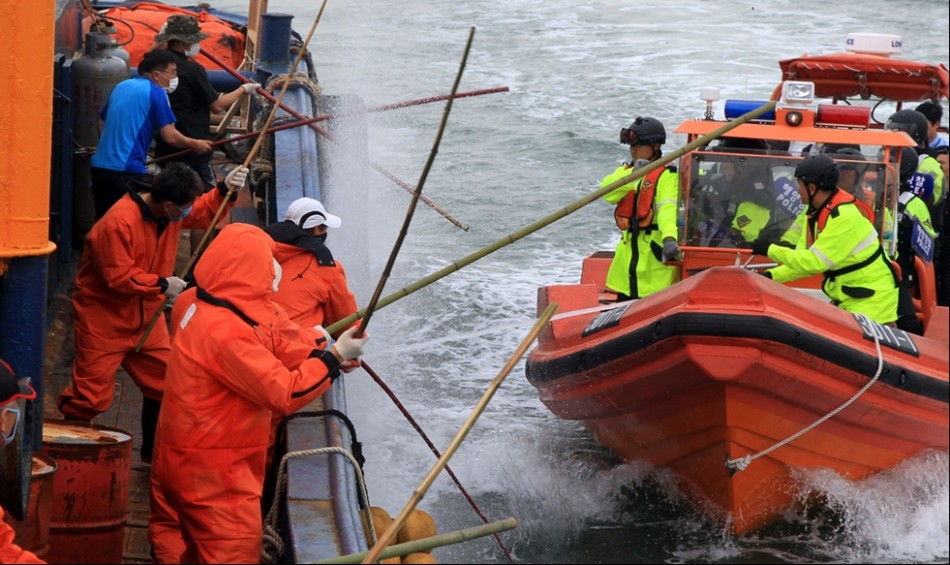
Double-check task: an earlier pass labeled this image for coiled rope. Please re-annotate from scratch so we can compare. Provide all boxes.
[244,72,322,186]
[725,331,884,474]
[261,446,374,564]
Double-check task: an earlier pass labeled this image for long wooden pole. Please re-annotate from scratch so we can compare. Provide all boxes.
[148,86,509,165]
[359,361,515,561]
[135,0,330,352]
[316,517,518,564]
[325,101,777,335]
[355,26,475,337]
[360,302,558,564]
[199,48,473,232]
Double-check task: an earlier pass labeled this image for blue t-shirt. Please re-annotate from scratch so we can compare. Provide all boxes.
[91,77,176,174]
[930,135,948,148]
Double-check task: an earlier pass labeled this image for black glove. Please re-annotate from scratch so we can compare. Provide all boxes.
[661,237,683,262]
[760,270,773,279]
[750,239,771,257]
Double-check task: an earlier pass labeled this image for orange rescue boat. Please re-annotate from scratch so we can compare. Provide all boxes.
[526,34,949,534]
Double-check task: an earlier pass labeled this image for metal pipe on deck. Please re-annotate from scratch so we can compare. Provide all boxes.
[0,0,58,516]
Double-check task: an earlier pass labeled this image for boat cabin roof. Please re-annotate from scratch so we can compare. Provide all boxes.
[775,53,949,102]
[674,120,917,147]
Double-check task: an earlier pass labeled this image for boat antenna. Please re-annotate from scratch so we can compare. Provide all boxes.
[353,26,476,338]
[360,302,559,564]
[135,0,330,352]
[324,100,779,336]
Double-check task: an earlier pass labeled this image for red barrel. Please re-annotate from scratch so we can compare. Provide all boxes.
[2,453,57,560]
[42,419,132,564]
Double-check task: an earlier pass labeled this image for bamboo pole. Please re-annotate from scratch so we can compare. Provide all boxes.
[325,101,777,335]
[360,302,558,564]
[314,517,517,564]
[135,0,330,352]
[148,86,509,165]
[359,361,515,562]
[199,48,473,232]
[355,26,475,336]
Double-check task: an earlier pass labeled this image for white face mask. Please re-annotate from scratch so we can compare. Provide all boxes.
[632,158,651,170]
[185,43,201,58]
[164,76,179,94]
[272,258,282,292]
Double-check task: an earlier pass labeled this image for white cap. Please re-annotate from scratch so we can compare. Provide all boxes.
[285,197,342,229]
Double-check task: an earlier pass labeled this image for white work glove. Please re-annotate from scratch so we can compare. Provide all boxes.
[340,358,361,373]
[225,166,249,190]
[332,327,369,361]
[661,237,683,263]
[242,82,261,95]
[163,276,187,299]
[312,325,332,348]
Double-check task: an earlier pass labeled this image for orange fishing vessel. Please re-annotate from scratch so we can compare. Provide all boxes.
[525,34,949,534]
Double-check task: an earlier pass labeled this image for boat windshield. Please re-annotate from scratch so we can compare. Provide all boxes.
[679,142,900,256]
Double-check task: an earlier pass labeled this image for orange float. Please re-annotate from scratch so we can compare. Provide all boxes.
[86,2,246,70]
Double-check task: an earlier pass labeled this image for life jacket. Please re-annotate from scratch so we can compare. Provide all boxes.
[807,188,899,284]
[807,188,856,246]
[613,165,669,232]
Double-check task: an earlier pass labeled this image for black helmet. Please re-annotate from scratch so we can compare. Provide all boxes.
[893,146,919,185]
[794,154,839,190]
[828,147,867,176]
[620,116,666,146]
[885,109,929,149]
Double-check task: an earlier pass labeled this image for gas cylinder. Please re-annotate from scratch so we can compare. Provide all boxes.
[99,22,131,67]
[72,32,128,234]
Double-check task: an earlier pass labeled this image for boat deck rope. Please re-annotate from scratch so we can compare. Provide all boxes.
[725,332,884,474]
[261,446,374,564]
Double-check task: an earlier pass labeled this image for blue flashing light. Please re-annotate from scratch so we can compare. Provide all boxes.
[723,100,776,122]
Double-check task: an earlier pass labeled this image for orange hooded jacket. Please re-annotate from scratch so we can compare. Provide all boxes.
[72,188,231,341]
[265,221,359,334]
[59,187,233,419]
[149,224,340,563]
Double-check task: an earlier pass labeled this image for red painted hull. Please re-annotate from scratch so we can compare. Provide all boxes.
[526,260,949,534]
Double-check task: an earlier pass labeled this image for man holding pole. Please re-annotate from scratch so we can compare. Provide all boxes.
[152,15,260,254]
[264,198,360,347]
[56,162,248,464]
[602,116,682,301]
[147,223,368,563]
[91,49,213,218]
[153,15,260,188]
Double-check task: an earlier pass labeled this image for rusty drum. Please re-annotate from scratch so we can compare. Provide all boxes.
[1,453,57,560]
[42,419,132,564]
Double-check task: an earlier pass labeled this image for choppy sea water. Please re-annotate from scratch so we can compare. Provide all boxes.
[211,1,947,562]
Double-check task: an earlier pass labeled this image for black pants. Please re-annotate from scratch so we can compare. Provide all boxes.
[91,167,149,219]
[140,396,161,462]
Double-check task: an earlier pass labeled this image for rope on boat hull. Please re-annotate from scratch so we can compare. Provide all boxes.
[725,332,884,474]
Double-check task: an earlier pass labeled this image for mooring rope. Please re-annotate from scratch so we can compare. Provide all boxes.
[261,446,375,564]
[725,331,884,474]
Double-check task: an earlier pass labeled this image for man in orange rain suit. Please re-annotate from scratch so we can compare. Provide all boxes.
[263,197,359,337]
[147,223,369,564]
[56,162,248,464]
